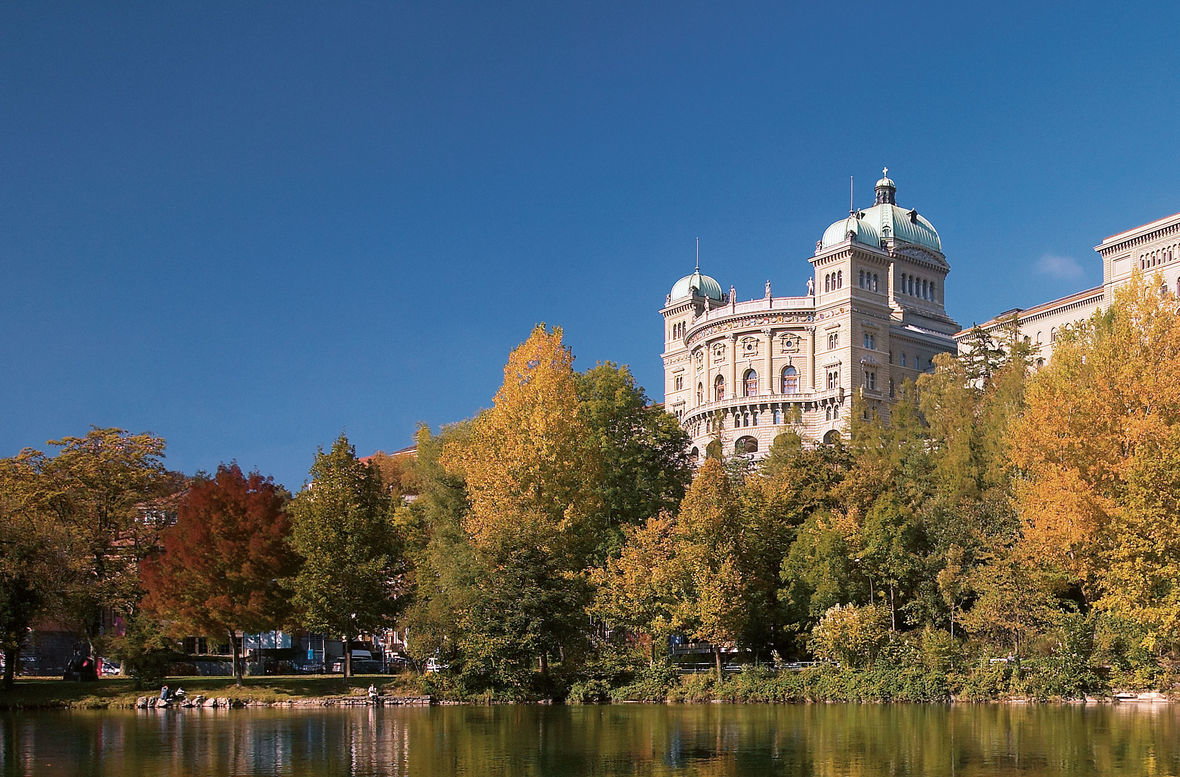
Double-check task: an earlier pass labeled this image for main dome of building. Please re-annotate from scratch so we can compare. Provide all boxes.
[819,172,942,253]
[670,269,724,301]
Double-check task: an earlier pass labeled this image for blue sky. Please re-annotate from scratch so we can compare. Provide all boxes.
[4,1,1178,489]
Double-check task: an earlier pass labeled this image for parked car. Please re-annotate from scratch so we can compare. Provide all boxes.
[330,658,384,674]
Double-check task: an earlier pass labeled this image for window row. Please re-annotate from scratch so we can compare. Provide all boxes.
[696,366,801,402]
[1140,245,1178,270]
[858,270,880,291]
[823,270,844,292]
[897,272,936,301]
[669,321,687,340]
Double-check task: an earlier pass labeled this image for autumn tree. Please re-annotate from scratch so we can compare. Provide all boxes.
[0,452,65,688]
[16,428,181,655]
[140,464,297,684]
[590,513,683,662]
[441,325,604,680]
[288,435,407,679]
[1013,277,1180,649]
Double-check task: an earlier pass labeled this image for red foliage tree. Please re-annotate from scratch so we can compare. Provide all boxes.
[141,464,298,684]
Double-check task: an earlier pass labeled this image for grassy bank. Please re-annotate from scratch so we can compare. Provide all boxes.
[0,674,422,710]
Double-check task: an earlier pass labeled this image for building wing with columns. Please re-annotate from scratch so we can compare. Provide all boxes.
[661,172,960,459]
[955,211,1180,366]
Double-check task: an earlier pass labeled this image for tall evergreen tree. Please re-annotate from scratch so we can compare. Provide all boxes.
[288,435,406,679]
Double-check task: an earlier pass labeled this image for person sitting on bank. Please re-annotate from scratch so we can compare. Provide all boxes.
[159,685,171,703]
[368,684,379,701]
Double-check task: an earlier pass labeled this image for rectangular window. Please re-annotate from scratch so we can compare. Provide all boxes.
[674,375,684,390]
[827,369,839,390]
[863,332,875,350]
[865,370,877,391]
[827,332,838,349]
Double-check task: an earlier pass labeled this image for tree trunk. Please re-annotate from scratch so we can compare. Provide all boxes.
[2,647,17,689]
[229,631,242,686]
[889,585,897,631]
[713,645,723,682]
[539,652,549,675]
[343,636,352,680]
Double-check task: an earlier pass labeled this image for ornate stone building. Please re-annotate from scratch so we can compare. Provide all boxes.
[956,211,1180,365]
[661,171,960,459]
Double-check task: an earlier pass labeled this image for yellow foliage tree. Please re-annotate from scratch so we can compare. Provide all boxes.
[441,325,605,674]
[1012,275,1180,647]
[444,324,604,560]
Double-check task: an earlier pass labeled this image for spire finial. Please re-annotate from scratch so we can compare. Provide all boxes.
[694,237,700,272]
[849,175,854,215]
[882,166,888,178]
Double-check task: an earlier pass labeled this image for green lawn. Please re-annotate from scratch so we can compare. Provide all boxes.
[0,673,423,709]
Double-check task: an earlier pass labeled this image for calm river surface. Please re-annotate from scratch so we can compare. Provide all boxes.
[4,703,1180,776]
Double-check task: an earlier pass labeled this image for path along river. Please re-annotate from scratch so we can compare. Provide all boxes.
[4,703,1180,776]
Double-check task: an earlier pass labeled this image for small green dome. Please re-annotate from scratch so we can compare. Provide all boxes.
[670,269,724,301]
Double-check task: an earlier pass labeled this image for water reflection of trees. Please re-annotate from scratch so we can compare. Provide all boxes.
[4,704,1180,776]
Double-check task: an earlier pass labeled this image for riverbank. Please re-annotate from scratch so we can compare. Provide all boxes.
[0,674,425,710]
[3,668,1176,710]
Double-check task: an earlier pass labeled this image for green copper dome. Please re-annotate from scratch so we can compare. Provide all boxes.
[820,204,941,252]
[819,173,942,253]
[670,269,724,301]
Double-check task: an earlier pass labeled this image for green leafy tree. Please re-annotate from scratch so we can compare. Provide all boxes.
[398,423,479,667]
[669,458,747,679]
[575,362,691,558]
[809,603,892,668]
[288,435,407,679]
[740,432,848,654]
[141,464,298,684]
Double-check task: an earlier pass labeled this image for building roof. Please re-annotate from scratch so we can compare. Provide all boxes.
[1099,211,1180,246]
[956,284,1104,337]
[820,203,942,253]
[670,269,725,302]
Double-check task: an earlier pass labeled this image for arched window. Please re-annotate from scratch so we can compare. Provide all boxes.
[714,375,726,401]
[824,274,831,293]
[689,447,699,463]
[859,270,865,288]
[837,270,843,288]
[743,369,758,396]
[823,429,842,445]
[929,281,936,300]
[872,273,879,292]
[781,365,799,394]
[696,383,703,404]
[735,436,759,455]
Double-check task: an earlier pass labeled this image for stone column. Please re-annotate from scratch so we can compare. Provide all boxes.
[808,327,817,391]
[762,328,774,395]
[729,334,738,399]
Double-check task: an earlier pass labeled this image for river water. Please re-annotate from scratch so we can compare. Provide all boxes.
[3,703,1180,776]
